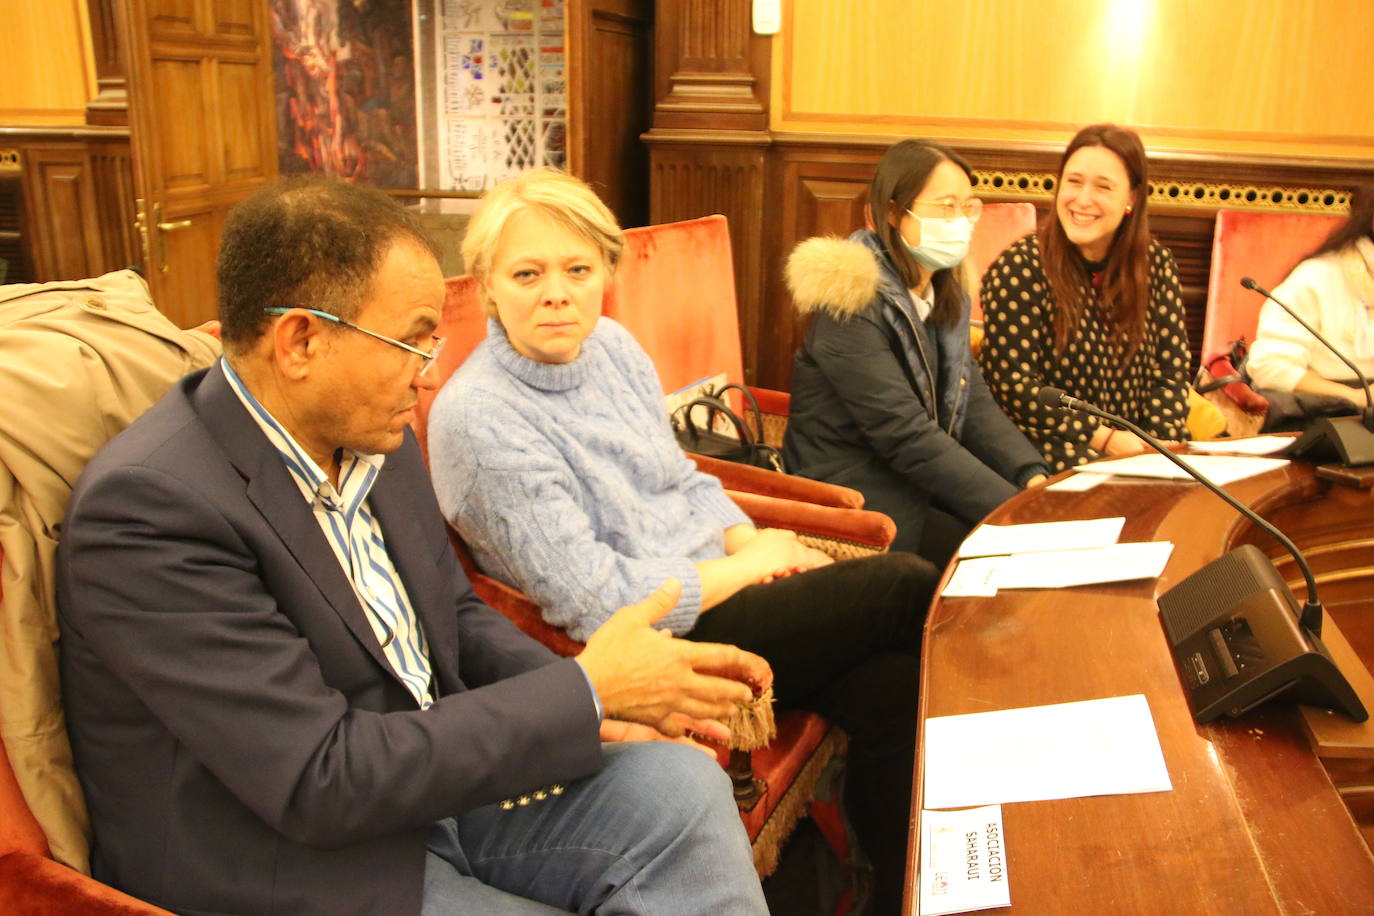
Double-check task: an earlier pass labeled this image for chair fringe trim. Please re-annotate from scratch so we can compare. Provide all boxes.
[751,728,849,878]
[725,687,777,751]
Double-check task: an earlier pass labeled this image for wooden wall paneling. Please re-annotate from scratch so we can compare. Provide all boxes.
[86,0,129,126]
[776,0,1374,160]
[88,138,139,272]
[647,0,774,382]
[647,138,769,382]
[20,144,105,281]
[0,172,32,284]
[651,0,769,132]
[761,150,880,388]
[567,0,654,229]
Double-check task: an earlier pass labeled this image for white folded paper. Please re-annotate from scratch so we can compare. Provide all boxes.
[1186,435,1294,456]
[1072,452,1288,485]
[923,694,1172,810]
[1045,472,1107,492]
[958,518,1125,558]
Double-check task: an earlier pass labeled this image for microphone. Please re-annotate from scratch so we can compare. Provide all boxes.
[1038,385,1366,723]
[1241,276,1374,463]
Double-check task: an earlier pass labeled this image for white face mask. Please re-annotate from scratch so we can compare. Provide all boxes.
[902,213,974,271]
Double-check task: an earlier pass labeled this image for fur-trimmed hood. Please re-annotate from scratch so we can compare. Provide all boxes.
[785,232,887,321]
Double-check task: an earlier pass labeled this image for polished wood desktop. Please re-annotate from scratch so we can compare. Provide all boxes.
[906,461,1374,914]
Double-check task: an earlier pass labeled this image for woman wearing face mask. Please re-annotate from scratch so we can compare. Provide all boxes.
[783,139,1048,568]
[978,123,1191,472]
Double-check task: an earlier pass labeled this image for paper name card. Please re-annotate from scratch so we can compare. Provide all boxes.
[989,541,1173,589]
[1186,435,1294,456]
[1071,453,1289,485]
[923,694,1172,810]
[957,517,1125,558]
[919,805,1011,916]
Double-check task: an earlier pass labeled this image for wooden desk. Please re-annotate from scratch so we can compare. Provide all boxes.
[906,462,1374,914]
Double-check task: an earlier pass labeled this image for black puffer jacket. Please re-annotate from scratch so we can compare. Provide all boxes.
[782,230,1046,554]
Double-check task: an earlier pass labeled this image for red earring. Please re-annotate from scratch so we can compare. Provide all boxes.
[1125,205,1134,215]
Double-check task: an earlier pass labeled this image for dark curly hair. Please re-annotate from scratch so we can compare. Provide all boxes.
[217,177,437,351]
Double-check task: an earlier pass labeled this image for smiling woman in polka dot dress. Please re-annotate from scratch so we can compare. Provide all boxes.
[978,123,1192,473]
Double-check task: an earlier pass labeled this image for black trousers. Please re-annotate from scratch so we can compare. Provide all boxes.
[686,551,937,916]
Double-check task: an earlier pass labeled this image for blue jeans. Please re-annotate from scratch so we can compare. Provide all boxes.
[422,742,768,915]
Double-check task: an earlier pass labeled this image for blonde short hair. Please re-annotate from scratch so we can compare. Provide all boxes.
[462,168,624,317]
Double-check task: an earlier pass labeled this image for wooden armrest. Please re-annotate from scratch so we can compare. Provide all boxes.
[689,453,864,509]
[726,490,895,552]
[447,525,583,657]
[746,386,790,417]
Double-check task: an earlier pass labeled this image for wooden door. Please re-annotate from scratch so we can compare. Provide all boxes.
[567,0,653,229]
[119,0,278,327]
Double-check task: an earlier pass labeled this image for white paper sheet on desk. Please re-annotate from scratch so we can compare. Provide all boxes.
[923,694,1171,810]
[958,517,1125,558]
[1071,452,1289,485]
[918,805,1011,916]
[941,558,1000,597]
[1186,435,1295,456]
[980,541,1173,589]
[1045,472,1107,492]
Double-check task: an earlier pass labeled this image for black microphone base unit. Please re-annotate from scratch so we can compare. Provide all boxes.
[1286,415,1374,467]
[1158,544,1367,724]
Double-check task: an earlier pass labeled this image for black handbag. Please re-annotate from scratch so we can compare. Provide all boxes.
[671,383,785,473]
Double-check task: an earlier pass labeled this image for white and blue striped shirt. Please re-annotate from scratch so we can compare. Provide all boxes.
[222,358,435,708]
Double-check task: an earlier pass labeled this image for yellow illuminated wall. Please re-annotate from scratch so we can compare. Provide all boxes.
[0,0,97,126]
[774,0,1374,158]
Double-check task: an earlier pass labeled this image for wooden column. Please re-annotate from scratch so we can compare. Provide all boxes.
[85,0,128,126]
[644,0,773,384]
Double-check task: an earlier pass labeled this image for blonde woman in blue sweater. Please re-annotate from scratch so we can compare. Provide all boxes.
[428,168,935,914]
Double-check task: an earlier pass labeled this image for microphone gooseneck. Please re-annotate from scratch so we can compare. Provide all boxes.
[1241,276,1374,433]
[1041,385,1325,636]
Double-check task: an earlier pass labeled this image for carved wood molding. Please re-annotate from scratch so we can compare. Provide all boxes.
[85,0,128,126]
[652,0,769,132]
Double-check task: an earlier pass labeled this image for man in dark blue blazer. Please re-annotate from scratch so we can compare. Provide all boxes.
[57,178,771,915]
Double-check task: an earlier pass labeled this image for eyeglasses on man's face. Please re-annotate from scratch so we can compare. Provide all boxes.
[908,197,984,222]
[262,307,446,376]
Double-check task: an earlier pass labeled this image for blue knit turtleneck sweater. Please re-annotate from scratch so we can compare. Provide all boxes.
[427,317,750,641]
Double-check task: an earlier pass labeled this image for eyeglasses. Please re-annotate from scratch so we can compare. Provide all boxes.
[262,307,446,376]
[909,197,984,222]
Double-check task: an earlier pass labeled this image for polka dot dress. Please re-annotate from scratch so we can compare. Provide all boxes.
[978,234,1191,473]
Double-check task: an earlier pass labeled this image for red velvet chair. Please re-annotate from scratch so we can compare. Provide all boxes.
[968,202,1038,322]
[605,215,795,449]
[0,667,172,913]
[1201,209,1344,361]
[414,275,899,882]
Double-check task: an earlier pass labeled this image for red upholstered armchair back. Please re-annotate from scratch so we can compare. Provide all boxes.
[968,202,1038,321]
[1202,209,1344,360]
[414,274,487,466]
[604,214,746,393]
[0,543,52,861]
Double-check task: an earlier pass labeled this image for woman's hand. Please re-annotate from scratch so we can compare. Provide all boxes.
[735,527,834,584]
[1097,427,1148,457]
[1098,428,1184,457]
